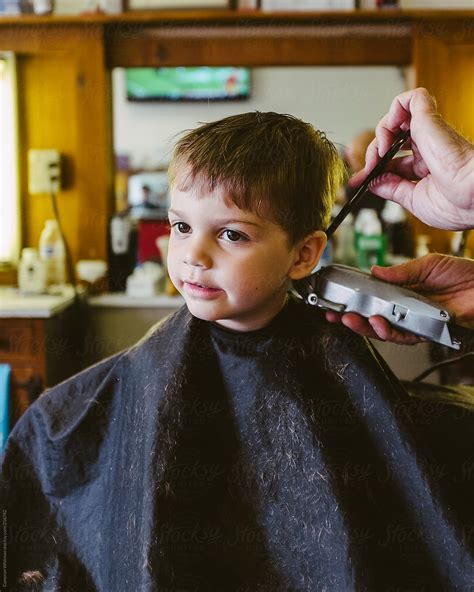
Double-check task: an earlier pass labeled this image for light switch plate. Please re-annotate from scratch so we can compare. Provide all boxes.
[28,149,61,195]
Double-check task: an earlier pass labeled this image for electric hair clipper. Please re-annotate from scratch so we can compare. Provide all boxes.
[293,131,467,350]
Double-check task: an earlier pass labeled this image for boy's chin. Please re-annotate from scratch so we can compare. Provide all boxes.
[184,301,242,330]
[184,300,220,322]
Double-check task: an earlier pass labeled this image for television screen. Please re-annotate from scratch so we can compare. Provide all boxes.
[126,67,251,102]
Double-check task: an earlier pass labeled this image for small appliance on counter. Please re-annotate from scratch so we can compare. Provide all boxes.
[108,214,138,292]
[76,259,108,295]
[126,262,165,298]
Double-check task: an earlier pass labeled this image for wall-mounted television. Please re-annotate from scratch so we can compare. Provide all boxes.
[126,67,251,102]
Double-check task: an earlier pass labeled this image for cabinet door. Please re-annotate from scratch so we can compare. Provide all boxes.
[0,320,37,361]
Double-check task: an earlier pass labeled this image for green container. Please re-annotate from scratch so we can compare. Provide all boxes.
[355,232,386,270]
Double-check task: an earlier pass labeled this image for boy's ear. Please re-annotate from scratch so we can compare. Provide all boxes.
[288,231,327,281]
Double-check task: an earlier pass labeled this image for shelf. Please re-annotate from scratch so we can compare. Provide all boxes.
[0,7,471,68]
[0,8,472,27]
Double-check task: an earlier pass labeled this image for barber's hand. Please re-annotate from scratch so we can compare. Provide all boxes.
[350,87,474,231]
[326,254,474,344]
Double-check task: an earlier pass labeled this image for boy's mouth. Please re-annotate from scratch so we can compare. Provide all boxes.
[184,281,222,297]
[185,278,216,289]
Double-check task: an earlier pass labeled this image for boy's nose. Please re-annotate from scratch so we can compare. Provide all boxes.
[184,235,212,269]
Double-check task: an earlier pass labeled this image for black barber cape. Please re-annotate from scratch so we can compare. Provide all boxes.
[2,294,474,591]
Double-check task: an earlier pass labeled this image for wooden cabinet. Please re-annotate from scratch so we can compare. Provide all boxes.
[0,305,85,428]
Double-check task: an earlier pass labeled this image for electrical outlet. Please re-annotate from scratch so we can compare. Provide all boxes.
[28,149,61,195]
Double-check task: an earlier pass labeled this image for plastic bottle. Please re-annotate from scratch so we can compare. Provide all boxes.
[18,248,48,294]
[39,219,66,287]
[415,234,430,258]
[354,209,386,270]
[381,201,413,257]
[334,212,357,266]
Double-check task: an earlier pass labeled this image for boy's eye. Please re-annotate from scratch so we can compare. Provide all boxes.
[221,229,246,242]
[172,222,190,234]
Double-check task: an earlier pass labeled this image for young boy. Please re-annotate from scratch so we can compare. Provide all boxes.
[166,111,339,333]
[2,113,473,591]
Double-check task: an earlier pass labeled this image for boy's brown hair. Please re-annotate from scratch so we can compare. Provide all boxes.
[168,112,346,245]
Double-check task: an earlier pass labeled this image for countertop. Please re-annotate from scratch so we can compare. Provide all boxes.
[0,286,184,317]
[0,285,79,318]
[87,292,184,309]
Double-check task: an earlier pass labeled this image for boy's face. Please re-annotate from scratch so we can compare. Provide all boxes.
[167,180,310,332]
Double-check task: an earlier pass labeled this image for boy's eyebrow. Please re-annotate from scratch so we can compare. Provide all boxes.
[168,209,261,227]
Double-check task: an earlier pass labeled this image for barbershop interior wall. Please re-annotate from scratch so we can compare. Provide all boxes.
[113,66,407,170]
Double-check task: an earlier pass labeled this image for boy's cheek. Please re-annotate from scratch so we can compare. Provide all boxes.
[168,267,180,289]
[165,258,181,292]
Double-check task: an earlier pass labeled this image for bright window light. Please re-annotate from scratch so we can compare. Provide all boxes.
[0,52,20,266]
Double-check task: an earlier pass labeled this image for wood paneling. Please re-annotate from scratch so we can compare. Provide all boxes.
[17,52,79,261]
[106,24,412,68]
[414,23,474,139]
[2,26,113,272]
[74,30,114,262]
[412,22,474,253]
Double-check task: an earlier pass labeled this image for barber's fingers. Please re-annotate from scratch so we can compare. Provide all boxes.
[368,316,424,345]
[375,88,436,156]
[367,172,416,211]
[362,132,413,173]
[326,311,422,345]
[363,137,381,172]
[379,88,469,180]
[348,153,421,193]
[381,154,426,181]
[373,98,412,157]
[371,256,435,287]
[367,88,447,177]
[347,168,367,189]
[342,313,380,339]
[326,311,379,339]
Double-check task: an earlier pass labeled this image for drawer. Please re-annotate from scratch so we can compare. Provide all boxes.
[0,320,37,360]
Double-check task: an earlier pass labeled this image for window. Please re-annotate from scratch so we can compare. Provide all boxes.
[0,52,20,267]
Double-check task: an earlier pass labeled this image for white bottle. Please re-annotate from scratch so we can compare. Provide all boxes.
[334,212,357,266]
[415,235,430,258]
[355,208,383,237]
[98,0,122,13]
[18,248,48,294]
[39,219,66,287]
[354,209,386,269]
